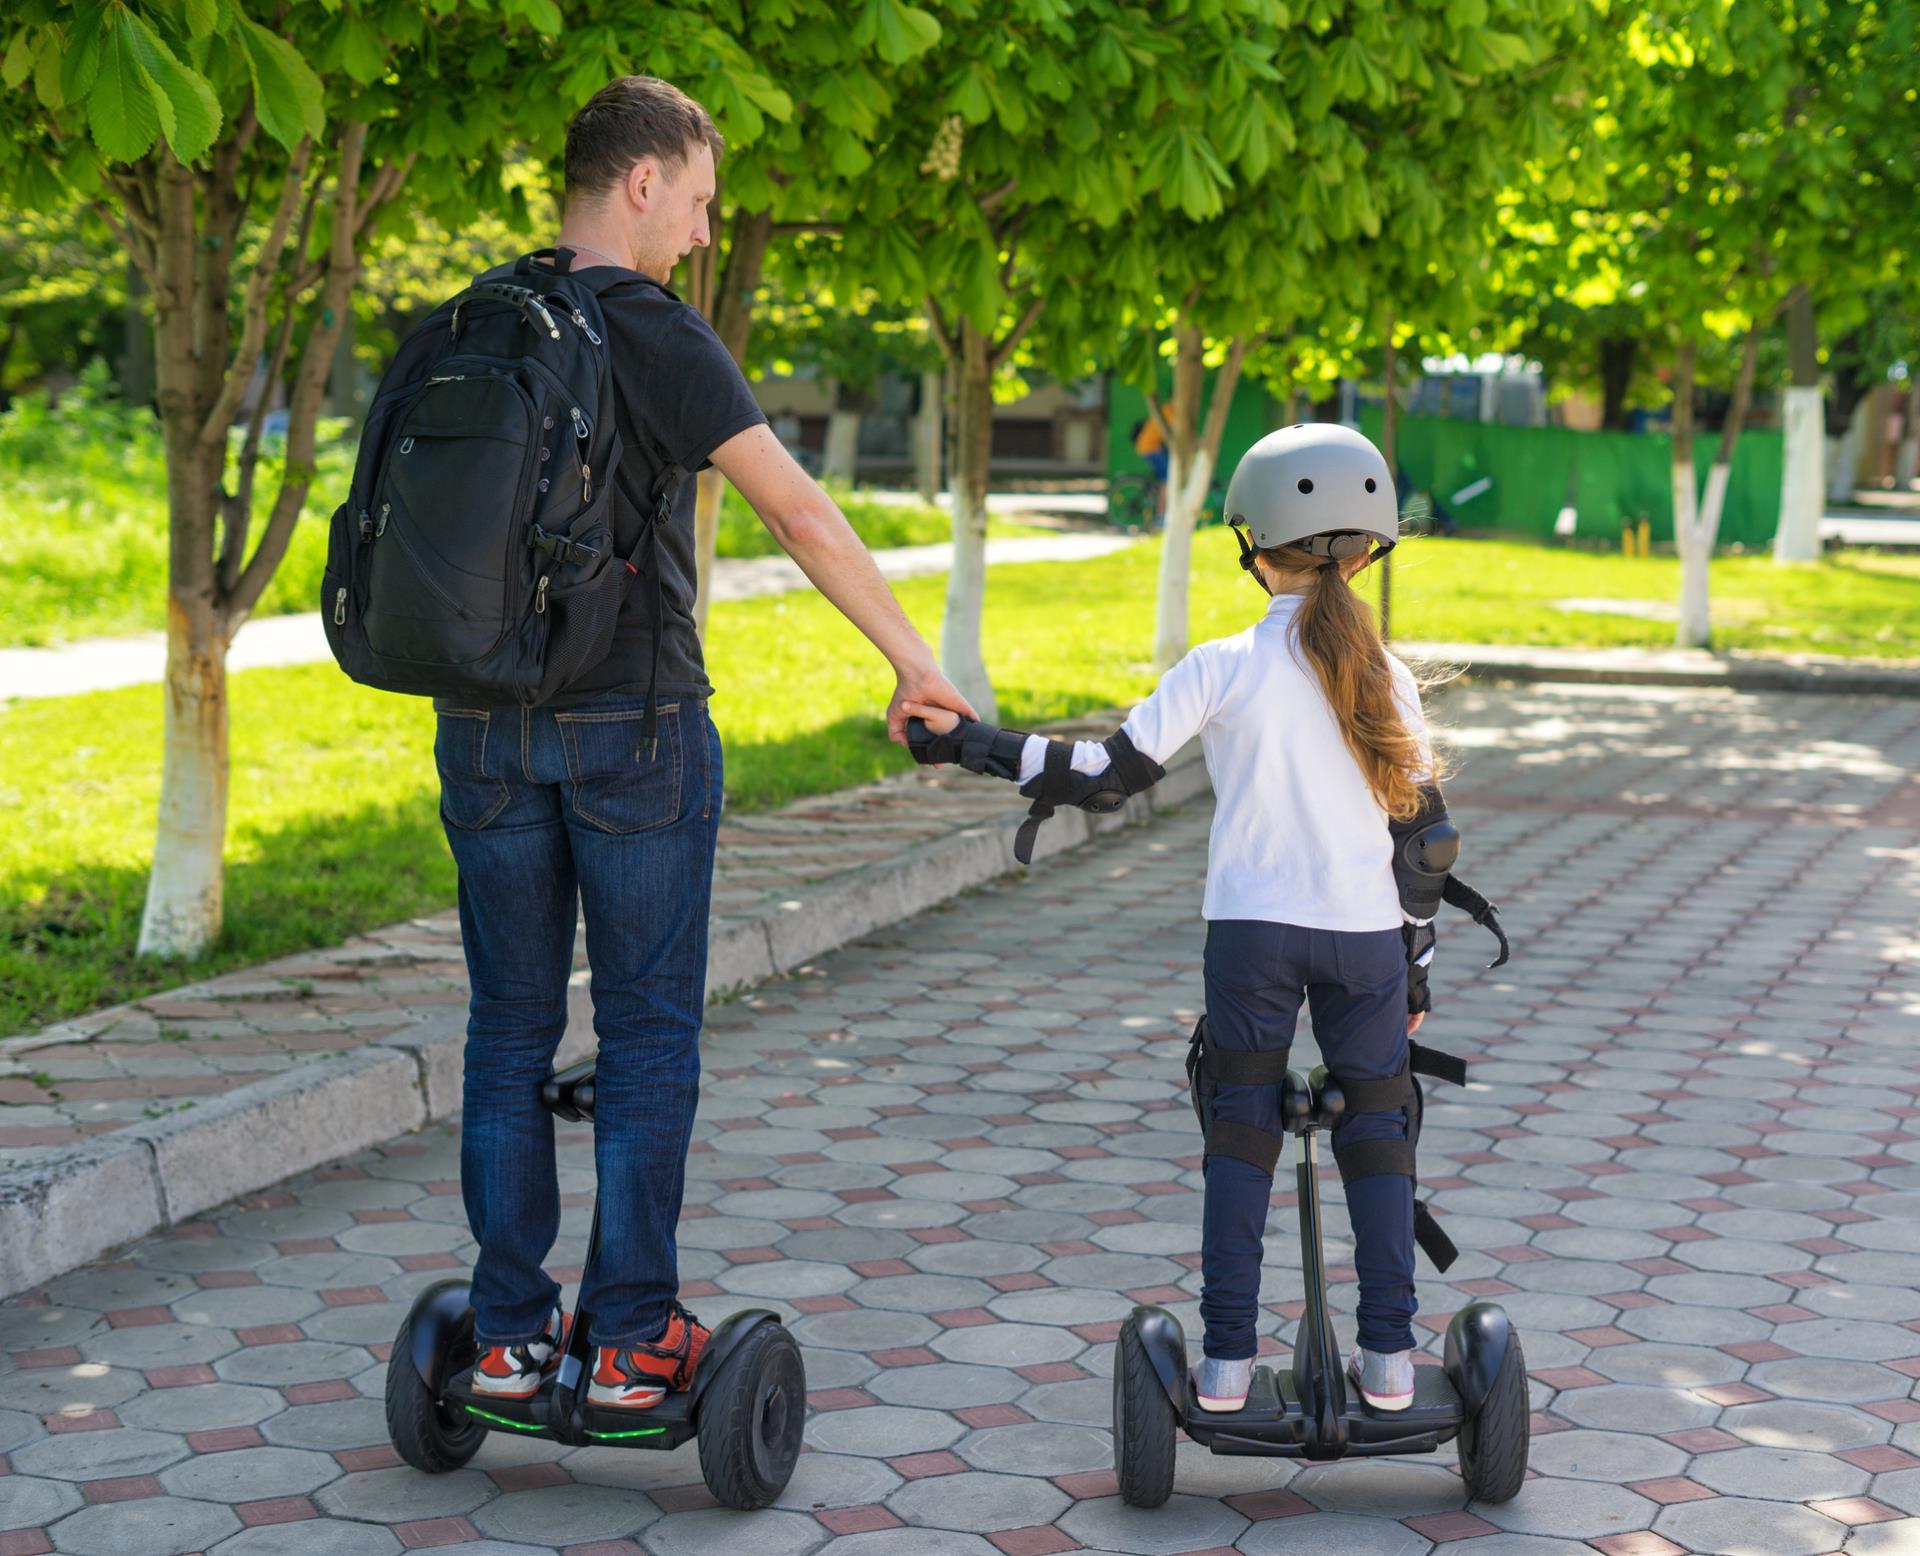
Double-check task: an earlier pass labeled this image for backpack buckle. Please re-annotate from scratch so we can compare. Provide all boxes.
[530,525,601,566]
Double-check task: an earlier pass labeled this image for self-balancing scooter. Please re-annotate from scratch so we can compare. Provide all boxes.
[384,1057,806,1510]
[1113,1065,1528,1506]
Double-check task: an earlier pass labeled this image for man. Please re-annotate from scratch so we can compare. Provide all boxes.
[446,76,974,1410]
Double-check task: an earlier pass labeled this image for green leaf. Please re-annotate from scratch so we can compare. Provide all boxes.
[184,0,217,40]
[339,16,386,85]
[952,65,992,124]
[122,10,221,163]
[87,15,163,162]
[61,5,107,104]
[239,17,324,149]
[3,28,34,89]
[871,0,939,65]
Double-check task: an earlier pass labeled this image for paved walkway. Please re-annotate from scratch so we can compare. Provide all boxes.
[3,681,1920,1556]
[0,534,1133,702]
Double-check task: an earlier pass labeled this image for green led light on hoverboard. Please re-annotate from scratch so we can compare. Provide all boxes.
[588,1426,667,1439]
[461,1404,547,1432]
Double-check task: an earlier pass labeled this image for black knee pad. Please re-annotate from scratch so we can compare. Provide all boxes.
[1185,1017,1289,1176]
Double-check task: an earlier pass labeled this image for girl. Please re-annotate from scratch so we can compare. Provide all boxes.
[905,423,1483,1414]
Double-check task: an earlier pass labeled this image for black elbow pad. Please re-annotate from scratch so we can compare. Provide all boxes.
[1012,730,1165,864]
[1389,785,1458,922]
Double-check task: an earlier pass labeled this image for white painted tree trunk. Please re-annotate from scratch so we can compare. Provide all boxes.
[822,408,861,484]
[1827,401,1867,504]
[942,335,996,721]
[137,605,230,958]
[1773,384,1825,562]
[1152,447,1213,672]
[1675,460,1731,649]
[691,466,724,638]
[915,368,943,502]
[1897,381,1919,489]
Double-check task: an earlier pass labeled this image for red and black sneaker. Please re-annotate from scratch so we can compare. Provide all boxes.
[587,1303,709,1409]
[472,1304,570,1399]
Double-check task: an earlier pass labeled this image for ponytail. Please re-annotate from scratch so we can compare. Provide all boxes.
[1259,544,1446,822]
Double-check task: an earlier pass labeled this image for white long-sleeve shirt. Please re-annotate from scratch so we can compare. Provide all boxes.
[1018,592,1432,932]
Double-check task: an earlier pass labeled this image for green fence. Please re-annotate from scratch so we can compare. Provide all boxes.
[1358,408,1784,549]
[1106,374,1785,548]
[1107,375,1281,494]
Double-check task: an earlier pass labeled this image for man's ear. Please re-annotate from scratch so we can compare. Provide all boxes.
[624,158,656,212]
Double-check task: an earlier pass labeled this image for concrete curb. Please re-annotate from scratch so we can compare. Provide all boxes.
[1400,640,1920,697]
[0,737,1210,1298]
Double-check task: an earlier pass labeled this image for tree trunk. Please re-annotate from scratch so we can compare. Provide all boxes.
[1827,401,1867,504]
[140,595,231,957]
[122,259,156,408]
[1153,323,1207,673]
[943,320,996,720]
[1774,287,1823,561]
[915,367,943,502]
[326,306,359,426]
[1669,339,1708,648]
[1674,329,1760,649]
[692,468,725,639]
[1897,377,1920,490]
[822,380,861,484]
[1380,317,1398,641]
[689,205,773,628]
[1153,328,1251,672]
[1598,335,1636,431]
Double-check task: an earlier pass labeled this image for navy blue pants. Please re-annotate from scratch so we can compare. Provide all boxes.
[1200,919,1417,1360]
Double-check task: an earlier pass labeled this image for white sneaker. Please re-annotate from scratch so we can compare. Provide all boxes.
[1193,1356,1254,1412]
[471,1305,569,1399]
[1347,1344,1415,1412]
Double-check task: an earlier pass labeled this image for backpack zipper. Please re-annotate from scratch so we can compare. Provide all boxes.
[570,407,593,502]
[333,586,347,626]
[568,308,603,346]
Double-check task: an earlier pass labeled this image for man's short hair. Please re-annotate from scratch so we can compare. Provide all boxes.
[564,77,724,202]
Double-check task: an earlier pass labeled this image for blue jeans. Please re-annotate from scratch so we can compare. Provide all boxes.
[435,694,723,1346]
[1200,919,1417,1360]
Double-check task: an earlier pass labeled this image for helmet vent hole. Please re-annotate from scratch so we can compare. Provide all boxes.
[1365,477,1377,493]
[1297,477,1314,494]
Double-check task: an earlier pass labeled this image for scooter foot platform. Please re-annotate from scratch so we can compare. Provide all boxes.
[1182,1363,1464,1457]
[447,1368,698,1450]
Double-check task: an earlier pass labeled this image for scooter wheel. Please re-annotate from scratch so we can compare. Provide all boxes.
[696,1321,806,1511]
[1113,1316,1176,1509]
[1457,1331,1528,1503]
[386,1310,487,1474]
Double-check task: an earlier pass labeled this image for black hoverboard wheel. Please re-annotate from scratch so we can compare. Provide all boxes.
[1456,1328,1528,1502]
[386,1282,486,1474]
[1113,1313,1177,1508]
[696,1318,806,1510]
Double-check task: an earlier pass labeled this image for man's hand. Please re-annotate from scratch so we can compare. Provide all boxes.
[1408,1012,1426,1035]
[900,698,962,739]
[889,671,975,745]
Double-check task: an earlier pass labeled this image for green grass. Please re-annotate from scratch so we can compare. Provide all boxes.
[0,376,1020,647]
[1355,538,1920,659]
[8,530,1920,1034]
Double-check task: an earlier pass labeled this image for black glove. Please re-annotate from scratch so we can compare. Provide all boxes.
[905,716,1028,781]
[1403,921,1436,1016]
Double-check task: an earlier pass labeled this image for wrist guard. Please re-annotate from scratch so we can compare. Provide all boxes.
[1403,921,1436,1015]
[906,715,1030,780]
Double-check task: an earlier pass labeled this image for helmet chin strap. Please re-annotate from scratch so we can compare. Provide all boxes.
[1233,525,1275,597]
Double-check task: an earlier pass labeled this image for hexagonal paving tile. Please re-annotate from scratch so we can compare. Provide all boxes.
[886,1468,1071,1533]
[1061,1492,1252,1555]
[49,1495,241,1555]
[1655,1495,1853,1556]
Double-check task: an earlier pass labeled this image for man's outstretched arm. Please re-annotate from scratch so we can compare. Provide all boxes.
[709,423,974,742]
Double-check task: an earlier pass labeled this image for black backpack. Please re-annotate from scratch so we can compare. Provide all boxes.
[323,248,684,724]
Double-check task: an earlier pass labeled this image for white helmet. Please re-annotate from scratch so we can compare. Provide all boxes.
[1224,423,1399,563]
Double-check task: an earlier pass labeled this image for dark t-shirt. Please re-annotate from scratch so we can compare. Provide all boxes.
[543,263,767,706]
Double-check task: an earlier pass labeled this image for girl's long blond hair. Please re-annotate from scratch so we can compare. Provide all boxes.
[1257,543,1450,822]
